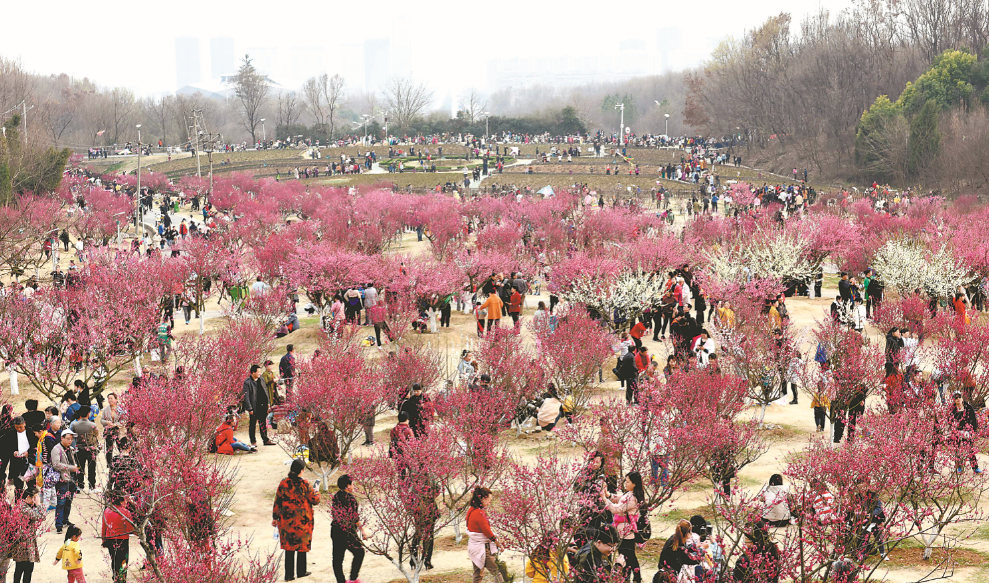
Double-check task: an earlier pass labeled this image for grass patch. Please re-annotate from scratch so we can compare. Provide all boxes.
[659,502,716,524]
[762,423,808,442]
[871,545,989,569]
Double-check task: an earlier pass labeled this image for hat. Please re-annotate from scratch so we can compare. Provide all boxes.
[61,429,77,437]
[595,527,619,545]
[953,391,963,398]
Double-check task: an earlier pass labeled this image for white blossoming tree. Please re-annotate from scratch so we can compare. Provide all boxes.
[705,230,818,285]
[560,268,666,331]
[872,239,969,298]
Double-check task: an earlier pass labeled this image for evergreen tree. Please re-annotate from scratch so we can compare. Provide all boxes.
[908,99,941,177]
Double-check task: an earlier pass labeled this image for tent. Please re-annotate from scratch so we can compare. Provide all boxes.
[537,185,555,197]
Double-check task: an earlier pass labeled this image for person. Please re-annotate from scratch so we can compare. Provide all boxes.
[261,359,283,407]
[213,414,256,454]
[100,491,134,583]
[273,459,321,581]
[526,532,569,583]
[532,301,549,328]
[331,475,367,583]
[508,287,523,328]
[602,472,645,583]
[629,319,649,351]
[279,345,297,398]
[479,293,503,333]
[760,474,791,527]
[659,519,700,577]
[68,407,97,492]
[242,364,274,447]
[732,521,781,583]
[54,525,86,583]
[617,348,639,404]
[20,401,44,432]
[1,416,30,499]
[409,472,441,571]
[11,485,44,583]
[949,391,982,474]
[573,526,622,583]
[537,389,564,432]
[400,384,431,438]
[467,486,503,583]
[100,393,123,467]
[51,429,79,534]
[389,412,415,460]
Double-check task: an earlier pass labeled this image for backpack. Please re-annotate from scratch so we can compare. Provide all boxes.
[632,508,652,544]
[208,429,221,453]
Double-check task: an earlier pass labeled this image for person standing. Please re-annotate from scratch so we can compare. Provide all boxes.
[68,407,97,492]
[273,459,321,581]
[1,416,31,499]
[466,487,503,583]
[100,491,134,583]
[601,472,645,583]
[400,384,431,438]
[51,429,79,534]
[279,345,297,399]
[11,485,44,583]
[478,293,503,334]
[950,391,982,474]
[100,394,123,468]
[262,360,282,408]
[241,365,273,447]
[331,475,367,583]
[363,283,378,326]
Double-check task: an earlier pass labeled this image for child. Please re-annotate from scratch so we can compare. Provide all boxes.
[54,525,85,583]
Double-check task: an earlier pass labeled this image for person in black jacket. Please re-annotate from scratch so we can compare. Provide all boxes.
[617,350,639,405]
[950,391,982,473]
[732,520,781,583]
[659,519,699,576]
[400,384,430,438]
[242,365,273,447]
[1,417,30,498]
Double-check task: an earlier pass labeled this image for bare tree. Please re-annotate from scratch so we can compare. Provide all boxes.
[38,87,77,147]
[144,95,172,146]
[459,88,486,123]
[301,74,344,139]
[275,91,305,135]
[229,55,270,143]
[324,74,345,139]
[108,88,135,145]
[383,77,433,131]
[302,76,326,132]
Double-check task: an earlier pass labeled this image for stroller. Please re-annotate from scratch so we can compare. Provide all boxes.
[511,395,544,435]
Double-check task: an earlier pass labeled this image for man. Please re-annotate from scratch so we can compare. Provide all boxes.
[52,429,80,533]
[389,412,415,460]
[508,287,523,328]
[1,416,31,498]
[838,272,852,305]
[629,319,649,351]
[617,348,639,405]
[573,526,622,583]
[400,384,430,438]
[21,400,45,430]
[242,365,273,447]
[279,345,297,398]
[950,391,982,474]
[251,275,270,295]
[363,282,378,326]
[68,406,98,492]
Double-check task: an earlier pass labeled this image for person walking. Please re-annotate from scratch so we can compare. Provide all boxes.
[242,365,273,447]
[11,485,44,583]
[100,491,134,583]
[279,345,297,399]
[467,487,503,583]
[51,429,79,534]
[54,525,86,583]
[273,459,321,581]
[331,474,367,583]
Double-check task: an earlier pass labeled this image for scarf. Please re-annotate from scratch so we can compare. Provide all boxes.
[35,431,48,487]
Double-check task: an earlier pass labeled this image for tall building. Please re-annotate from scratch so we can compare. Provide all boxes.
[175,36,202,91]
[364,38,391,93]
[210,37,236,78]
[246,47,280,80]
[290,46,325,86]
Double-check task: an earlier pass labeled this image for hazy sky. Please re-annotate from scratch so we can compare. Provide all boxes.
[3,0,853,97]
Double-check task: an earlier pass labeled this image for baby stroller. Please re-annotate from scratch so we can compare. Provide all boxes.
[512,395,543,435]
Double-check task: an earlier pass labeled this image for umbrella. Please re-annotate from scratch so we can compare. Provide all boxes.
[537,185,554,197]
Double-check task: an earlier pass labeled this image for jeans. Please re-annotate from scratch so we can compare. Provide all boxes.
[13,562,33,583]
[105,435,118,467]
[331,525,365,583]
[813,407,826,431]
[232,441,252,452]
[55,481,75,529]
[618,539,641,583]
[76,447,97,490]
[249,406,269,444]
[411,516,436,566]
[285,550,307,580]
[106,539,128,583]
[650,455,669,487]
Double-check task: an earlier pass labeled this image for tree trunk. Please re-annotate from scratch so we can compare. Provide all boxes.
[451,507,463,544]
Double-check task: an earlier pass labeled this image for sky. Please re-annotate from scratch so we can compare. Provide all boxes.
[1,0,854,99]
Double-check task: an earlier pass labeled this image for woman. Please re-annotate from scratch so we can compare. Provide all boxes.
[273,459,321,581]
[11,485,45,583]
[732,521,781,583]
[532,301,549,328]
[466,486,503,583]
[602,472,645,583]
[760,474,791,527]
[659,519,700,577]
[101,393,123,466]
[526,531,569,583]
[537,387,564,432]
[331,475,367,583]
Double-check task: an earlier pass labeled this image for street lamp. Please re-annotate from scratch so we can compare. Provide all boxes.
[665,113,670,137]
[482,111,491,140]
[136,124,142,231]
[614,103,625,147]
[260,119,266,144]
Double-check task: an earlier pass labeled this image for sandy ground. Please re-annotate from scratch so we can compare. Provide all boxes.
[5,223,988,583]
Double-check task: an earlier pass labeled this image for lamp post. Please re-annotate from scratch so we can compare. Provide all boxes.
[260,118,266,145]
[136,124,142,232]
[614,103,625,147]
[483,111,490,141]
[665,113,670,137]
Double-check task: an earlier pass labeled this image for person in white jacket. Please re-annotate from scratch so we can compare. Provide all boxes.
[761,474,791,527]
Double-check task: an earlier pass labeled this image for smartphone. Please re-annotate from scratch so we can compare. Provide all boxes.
[313,479,321,490]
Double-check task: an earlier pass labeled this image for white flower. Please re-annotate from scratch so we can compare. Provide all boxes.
[872,239,968,298]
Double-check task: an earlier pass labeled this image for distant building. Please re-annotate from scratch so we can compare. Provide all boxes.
[175,36,202,91]
[210,37,236,78]
[364,38,390,93]
[176,75,285,100]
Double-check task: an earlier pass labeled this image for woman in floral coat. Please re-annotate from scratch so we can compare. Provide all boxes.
[272,459,321,581]
[10,485,45,583]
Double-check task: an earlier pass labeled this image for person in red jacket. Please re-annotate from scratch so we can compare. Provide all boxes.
[214,414,256,454]
[629,320,649,351]
[508,289,523,328]
[101,491,135,583]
